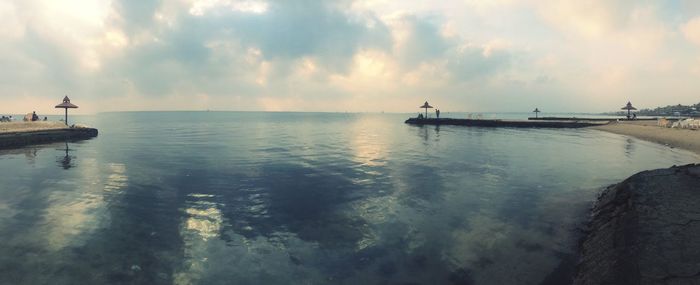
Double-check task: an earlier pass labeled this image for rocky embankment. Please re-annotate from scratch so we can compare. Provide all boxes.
[574,164,700,285]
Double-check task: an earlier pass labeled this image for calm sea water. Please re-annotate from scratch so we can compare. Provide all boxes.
[0,112,697,285]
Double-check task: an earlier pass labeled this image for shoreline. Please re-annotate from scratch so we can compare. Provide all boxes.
[576,122,700,284]
[590,120,700,156]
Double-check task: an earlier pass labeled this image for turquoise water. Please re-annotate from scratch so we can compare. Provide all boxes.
[0,112,696,284]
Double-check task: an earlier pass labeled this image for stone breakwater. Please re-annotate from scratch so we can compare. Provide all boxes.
[574,164,700,285]
[0,127,98,149]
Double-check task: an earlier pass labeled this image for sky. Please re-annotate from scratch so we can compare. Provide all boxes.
[2,0,700,114]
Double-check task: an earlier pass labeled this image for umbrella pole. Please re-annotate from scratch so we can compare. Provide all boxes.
[65,108,68,126]
[425,107,427,118]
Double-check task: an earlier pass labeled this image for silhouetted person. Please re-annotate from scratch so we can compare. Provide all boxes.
[436,109,440,119]
[632,113,637,120]
[43,117,48,121]
[31,111,39,121]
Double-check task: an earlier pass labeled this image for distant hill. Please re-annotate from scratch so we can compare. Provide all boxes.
[603,102,700,117]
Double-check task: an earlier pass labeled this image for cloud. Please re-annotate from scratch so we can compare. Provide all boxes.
[388,14,512,83]
[393,15,451,66]
[225,1,392,72]
[1,0,700,114]
[111,0,162,32]
[682,17,700,46]
[95,0,396,100]
[446,43,511,82]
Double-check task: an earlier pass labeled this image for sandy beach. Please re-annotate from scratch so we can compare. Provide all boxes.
[591,120,700,156]
[0,121,68,134]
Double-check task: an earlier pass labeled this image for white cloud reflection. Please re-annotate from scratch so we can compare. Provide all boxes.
[43,161,126,250]
[182,194,223,240]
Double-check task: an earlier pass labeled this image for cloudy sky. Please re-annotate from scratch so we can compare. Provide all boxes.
[2,0,700,114]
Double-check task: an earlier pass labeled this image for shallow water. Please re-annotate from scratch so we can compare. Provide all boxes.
[0,112,697,285]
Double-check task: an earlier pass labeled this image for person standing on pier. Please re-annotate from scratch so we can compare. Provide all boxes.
[436,109,440,119]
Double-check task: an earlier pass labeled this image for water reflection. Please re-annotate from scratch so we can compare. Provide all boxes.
[104,163,128,193]
[420,125,429,142]
[1,113,699,285]
[176,193,225,284]
[25,148,38,164]
[43,161,127,251]
[624,137,636,158]
[183,194,223,240]
[57,142,74,169]
[0,146,38,164]
[410,124,441,144]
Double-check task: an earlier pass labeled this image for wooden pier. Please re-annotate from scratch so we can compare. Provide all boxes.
[405,118,608,128]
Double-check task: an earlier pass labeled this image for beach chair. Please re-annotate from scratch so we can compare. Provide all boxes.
[681,119,693,129]
[691,119,700,129]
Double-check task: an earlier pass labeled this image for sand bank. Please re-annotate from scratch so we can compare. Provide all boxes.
[591,121,700,156]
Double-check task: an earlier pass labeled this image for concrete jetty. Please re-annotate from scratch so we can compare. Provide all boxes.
[405,118,608,128]
[0,122,98,149]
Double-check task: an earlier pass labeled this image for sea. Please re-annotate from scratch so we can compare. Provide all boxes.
[0,112,697,285]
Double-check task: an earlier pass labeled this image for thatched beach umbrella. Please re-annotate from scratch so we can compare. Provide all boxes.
[419,101,433,118]
[621,101,636,119]
[533,108,541,118]
[55,96,78,126]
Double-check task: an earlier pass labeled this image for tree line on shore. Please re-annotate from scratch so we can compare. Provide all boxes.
[603,102,700,117]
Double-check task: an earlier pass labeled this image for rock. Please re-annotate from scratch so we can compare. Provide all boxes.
[574,164,700,285]
[130,265,141,272]
[289,255,302,265]
[448,268,474,285]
